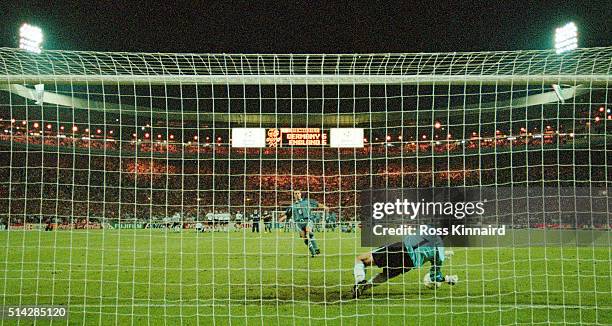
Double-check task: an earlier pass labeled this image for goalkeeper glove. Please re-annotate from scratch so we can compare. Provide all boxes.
[423,273,459,288]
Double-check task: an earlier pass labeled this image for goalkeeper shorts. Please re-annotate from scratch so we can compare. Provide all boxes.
[372,241,414,274]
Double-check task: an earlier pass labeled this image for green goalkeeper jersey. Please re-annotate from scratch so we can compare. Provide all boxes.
[403,234,446,282]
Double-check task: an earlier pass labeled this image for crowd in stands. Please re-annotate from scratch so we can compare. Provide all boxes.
[0,105,609,230]
[0,149,608,229]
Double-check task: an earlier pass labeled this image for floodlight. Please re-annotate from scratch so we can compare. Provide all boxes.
[555,22,577,54]
[19,23,43,53]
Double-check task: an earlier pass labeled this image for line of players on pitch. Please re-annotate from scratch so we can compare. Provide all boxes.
[280,190,459,299]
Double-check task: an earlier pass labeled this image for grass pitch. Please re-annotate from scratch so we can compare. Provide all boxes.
[0,229,610,325]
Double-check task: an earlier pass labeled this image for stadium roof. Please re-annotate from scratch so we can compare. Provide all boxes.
[0,83,589,126]
[0,47,609,127]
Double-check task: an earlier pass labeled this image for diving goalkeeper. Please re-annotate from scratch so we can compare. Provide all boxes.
[352,232,457,298]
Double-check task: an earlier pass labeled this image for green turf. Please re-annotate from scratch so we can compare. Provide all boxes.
[0,230,610,325]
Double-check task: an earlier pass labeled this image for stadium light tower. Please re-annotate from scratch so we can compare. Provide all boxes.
[555,22,577,54]
[19,23,43,53]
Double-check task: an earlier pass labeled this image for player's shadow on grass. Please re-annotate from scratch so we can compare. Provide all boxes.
[211,283,545,305]
[235,285,423,304]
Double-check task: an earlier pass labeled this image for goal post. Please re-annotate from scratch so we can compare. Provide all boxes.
[0,46,610,325]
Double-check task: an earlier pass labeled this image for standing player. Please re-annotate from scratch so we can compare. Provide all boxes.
[251,210,260,233]
[312,212,322,232]
[282,207,292,232]
[234,210,243,231]
[325,211,337,232]
[352,232,457,298]
[279,190,328,257]
[263,211,273,233]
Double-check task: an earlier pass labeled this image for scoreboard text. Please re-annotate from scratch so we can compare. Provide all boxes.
[266,128,328,147]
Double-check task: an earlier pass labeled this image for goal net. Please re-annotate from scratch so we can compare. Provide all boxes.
[0,47,610,325]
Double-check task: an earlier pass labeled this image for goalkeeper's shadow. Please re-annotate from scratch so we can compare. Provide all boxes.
[252,286,424,304]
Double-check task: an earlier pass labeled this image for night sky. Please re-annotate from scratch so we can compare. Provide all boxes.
[1,1,610,53]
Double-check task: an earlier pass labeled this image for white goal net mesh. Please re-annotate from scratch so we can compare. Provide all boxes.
[0,47,610,325]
